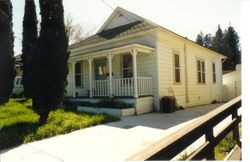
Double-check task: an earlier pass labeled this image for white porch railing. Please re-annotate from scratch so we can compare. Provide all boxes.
[92,77,152,97]
[92,80,109,96]
[137,77,153,96]
[113,78,134,96]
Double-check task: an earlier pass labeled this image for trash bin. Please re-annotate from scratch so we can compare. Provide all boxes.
[161,96,176,113]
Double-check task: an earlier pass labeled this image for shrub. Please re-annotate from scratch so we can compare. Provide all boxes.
[93,98,133,109]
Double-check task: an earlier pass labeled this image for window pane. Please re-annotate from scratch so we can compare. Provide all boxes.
[202,61,205,72]
[198,72,201,83]
[75,75,81,87]
[202,72,206,83]
[75,62,81,74]
[123,69,133,78]
[197,60,201,71]
[212,63,216,73]
[175,69,180,83]
[174,54,180,68]
[122,54,133,78]
[123,54,132,68]
[213,74,216,83]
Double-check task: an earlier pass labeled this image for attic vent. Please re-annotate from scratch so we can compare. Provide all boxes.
[118,13,123,17]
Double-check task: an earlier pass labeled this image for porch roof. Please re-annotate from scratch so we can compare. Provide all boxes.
[68,43,155,62]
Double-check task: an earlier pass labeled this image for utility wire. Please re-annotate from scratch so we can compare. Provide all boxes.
[99,0,115,11]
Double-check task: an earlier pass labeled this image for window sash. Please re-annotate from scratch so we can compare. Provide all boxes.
[212,63,216,83]
[175,69,181,83]
[122,54,133,78]
[75,62,83,87]
[75,74,82,87]
[197,60,205,84]
[174,54,181,83]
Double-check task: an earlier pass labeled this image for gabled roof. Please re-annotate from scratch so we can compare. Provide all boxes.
[69,7,157,49]
[69,7,226,58]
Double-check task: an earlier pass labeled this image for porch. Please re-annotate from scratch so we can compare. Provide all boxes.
[67,44,155,99]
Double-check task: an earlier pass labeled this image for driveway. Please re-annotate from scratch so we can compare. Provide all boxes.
[0,103,223,161]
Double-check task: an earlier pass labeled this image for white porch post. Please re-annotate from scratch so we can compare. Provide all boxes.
[131,49,138,98]
[72,60,76,98]
[107,53,113,98]
[88,57,93,98]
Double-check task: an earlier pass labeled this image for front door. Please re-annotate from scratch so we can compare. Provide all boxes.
[94,59,107,80]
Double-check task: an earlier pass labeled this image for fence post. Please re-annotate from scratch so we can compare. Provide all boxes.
[232,102,240,145]
[205,128,215,160]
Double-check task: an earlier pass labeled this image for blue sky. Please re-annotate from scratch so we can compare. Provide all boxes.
[12,0,240,55]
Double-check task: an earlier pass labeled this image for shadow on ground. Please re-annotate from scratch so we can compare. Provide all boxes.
[0,122,40,151]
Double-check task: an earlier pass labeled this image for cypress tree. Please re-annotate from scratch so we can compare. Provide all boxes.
[222,26,241,70]
[22,0,38,98]
[33,0,69,123]
[0,0,15,104]
[211,25,224,54]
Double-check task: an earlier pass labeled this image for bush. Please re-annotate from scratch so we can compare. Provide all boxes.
[93,98,133,109]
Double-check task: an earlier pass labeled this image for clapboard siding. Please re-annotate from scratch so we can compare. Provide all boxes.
[156,30,223,108]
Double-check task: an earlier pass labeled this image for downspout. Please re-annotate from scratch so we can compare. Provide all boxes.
[184,43,189,104]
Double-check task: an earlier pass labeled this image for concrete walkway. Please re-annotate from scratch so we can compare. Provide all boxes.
[0,103,222,161]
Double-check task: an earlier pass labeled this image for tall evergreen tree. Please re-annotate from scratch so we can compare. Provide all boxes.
[222,26,241,70]
[22,0,38,98]
[196,32,204,46]
[0,0,15,104]
[211,25,224,54]
[203,33,213,49]
[33,0,69,123]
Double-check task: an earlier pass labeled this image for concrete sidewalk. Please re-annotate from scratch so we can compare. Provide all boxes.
[0,103,222,161]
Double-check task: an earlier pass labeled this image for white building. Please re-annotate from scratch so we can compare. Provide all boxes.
[222,64,241,101]
[66,7,225,114]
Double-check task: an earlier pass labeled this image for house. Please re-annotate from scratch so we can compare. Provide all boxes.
[66,7,226,114]
[222,64,241,101]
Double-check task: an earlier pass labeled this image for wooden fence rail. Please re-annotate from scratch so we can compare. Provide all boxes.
[127,96,241,161]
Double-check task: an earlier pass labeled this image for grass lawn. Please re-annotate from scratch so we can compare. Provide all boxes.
[0,98,119,150]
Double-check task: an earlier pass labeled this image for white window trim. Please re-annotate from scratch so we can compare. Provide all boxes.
[173,50,181,84]
[197,58,206,84]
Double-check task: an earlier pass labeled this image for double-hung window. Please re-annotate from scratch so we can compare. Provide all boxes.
[122,54,133,78]
[212,62,216,83]
[75,62,82,87]
[174,53,181,83]
[197,59,206,84]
